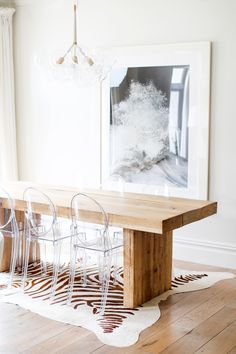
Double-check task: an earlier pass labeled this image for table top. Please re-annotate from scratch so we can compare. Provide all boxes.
[0,181,217,234]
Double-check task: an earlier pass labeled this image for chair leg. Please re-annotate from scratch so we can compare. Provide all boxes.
[22,234,31,292]
[67,244,78,305]
[112,231,122,285]
[112,249,119,285]
[32,241,37,266]
[98,252,104,288]
[80,248,87,287]
[8,217,20,288]
[99,252,112,316]
[50,241,61,302]
[17,231,23,274]
[7,233,19,288]
[40,241,47,276]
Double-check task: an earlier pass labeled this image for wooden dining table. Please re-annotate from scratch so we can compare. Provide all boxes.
[0,181,217,308]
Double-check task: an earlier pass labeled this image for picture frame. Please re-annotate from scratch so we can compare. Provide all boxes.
[101,42,211,199]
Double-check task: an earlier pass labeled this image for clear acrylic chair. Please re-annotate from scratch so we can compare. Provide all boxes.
[100,175,124,269]
[22,187,72,300]
[0,186,20,288]
[67,193,123,315]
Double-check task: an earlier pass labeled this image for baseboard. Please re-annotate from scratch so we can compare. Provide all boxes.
[173,236,236,269]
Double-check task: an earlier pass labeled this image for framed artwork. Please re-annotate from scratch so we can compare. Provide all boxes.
[101,42,211,199]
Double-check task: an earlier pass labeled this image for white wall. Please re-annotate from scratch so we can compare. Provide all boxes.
[13,0,236,268]
[14,0,101,187]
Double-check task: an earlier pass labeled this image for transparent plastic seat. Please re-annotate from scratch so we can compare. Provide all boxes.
[67,193,123,315]
[0,186,20,288]
[22,187,72,300]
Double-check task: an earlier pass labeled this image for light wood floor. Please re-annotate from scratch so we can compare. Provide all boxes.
[0,260,236,354]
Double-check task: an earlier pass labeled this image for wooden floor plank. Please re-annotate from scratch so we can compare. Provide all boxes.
[92,347,151,354]
[159,306,236,354]
[21,327,92,354]
[227,299,236,309]
[0,313,67,354]
[194,321,236,354]
[11,322,69,353]
[53,332,104,354]
[0,304,27,329]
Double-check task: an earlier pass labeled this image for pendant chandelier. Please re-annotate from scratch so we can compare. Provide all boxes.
[55,2,108,84]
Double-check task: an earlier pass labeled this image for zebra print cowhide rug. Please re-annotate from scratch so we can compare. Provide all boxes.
[0,263,234,347]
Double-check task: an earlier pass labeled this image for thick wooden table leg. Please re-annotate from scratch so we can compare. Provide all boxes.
[123,229,173,308]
